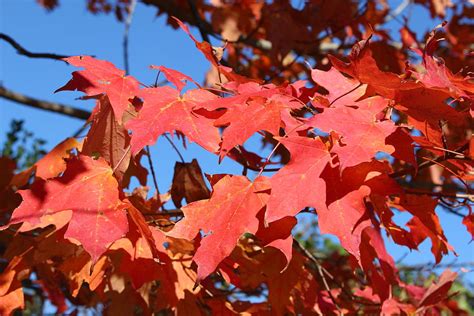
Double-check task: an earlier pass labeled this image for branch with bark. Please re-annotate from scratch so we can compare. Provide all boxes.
[0,32,69,61]
[0,86,91,120]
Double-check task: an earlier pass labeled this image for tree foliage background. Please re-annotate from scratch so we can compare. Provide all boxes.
[0,0,473,315]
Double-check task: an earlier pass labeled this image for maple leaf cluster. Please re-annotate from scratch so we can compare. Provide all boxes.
[1,1,473,315]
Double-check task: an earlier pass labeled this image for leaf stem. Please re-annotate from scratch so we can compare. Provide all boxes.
[112,145,131,174]
[144,145,165,210]
[329,83,363,106]
[164,134,186,163]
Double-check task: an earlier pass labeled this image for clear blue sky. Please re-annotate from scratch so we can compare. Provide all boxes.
[1,0,472,287]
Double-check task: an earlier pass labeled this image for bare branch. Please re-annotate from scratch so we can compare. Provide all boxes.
[403,188,474,202]
[142,209,184,217]
[0,86,91,120]
[0,33,68,61]
[141,0,270,50]
[145,146,164,211]
[123,0,138,75]
[384,0,411,22]
[186,0,211,43]
[164,134,186,163]
[389,142,471,179]
[293,239,343,313]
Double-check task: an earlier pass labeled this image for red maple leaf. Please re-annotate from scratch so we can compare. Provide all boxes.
[308,96,396,169]
[318,186,371,262]
[215,98,283,158]
[328,40,419,99]
[167,175,270,280]
[126,85,221,155]
[414,27,473,98]
[82,96,132,182]
[310,66,366,107]
[6,155,128,262]
[57,56,139,120]
[266,136,331,224]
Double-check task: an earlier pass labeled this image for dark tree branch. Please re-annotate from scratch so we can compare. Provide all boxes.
[389,142,471,179]
[403,188,474,202]
[186,0,211,43]
[141,0,362,54]
[141,0,270,50]
[293,239,343,312]
[0,86,91,120]
[164,134,185,163]
[145,146,164,211]
[329,83,364,106]
[440,207,467,218]
[0,33,69,61]
[142,209,183,217]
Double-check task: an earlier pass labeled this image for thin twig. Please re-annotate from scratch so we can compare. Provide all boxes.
[0,33,69,61]
[414,144,467,158]
[329,83,363,106]
[256,122,306,177]
[144,146,164,210]
[403,188,474,202]
[186,0,211,43]
[384,0,411,23]
[164,134,185,163]
[122,0,164,211]
[143,209,184,217]
[440,207,467,218]
[439,120,449,159]
[257,141,283,178]
[293,239,343,313]
[389,142,470,178]
[0,86,91,120]
[432,146,466,158]
[419,156,470,192]
[241,165,280,173]
[72,122,90,138]
[123,0,138,75]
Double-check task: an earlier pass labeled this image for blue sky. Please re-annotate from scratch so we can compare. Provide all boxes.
[1,0,472,287]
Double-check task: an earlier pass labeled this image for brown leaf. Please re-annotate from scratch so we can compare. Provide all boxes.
[171,159,210,208]
[82,96,131,183]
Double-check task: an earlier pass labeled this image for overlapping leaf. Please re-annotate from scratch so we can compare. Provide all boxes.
[400,195,452,263]
[318,186,371,262]
[266,136,331,223]
[126,85,221,155]
[310,66,366,107]
[215,97,283,158]
[167,175,270,280]
[82,96,132,182]
[2,13,471,315]
[308,96,396,169]
[57,56,139,120]
[170,159,210,208]
[6,155,128,262]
